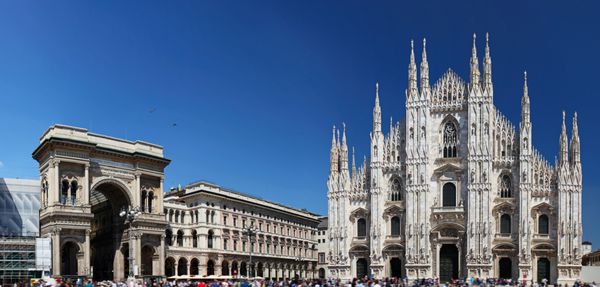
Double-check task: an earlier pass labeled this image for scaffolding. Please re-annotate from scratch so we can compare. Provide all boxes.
[0,236,42,287]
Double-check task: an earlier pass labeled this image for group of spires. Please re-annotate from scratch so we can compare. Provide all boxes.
[330,123,356,175]
[559,110,581,169]
[407,32,493,101]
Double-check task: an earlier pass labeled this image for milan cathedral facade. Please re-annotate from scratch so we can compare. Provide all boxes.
[326,34,583,285]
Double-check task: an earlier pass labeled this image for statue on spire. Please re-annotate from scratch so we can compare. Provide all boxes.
[483,32,492,90]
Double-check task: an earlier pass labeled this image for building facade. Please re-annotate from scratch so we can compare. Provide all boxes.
[33,125,320,281]
[0,178,49,284]
[326,35,583,284]
[33,125,170,281]
[316,217,329,279]
[162,182,319,280]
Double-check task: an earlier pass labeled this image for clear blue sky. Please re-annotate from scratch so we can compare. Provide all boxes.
[1,1,599,244]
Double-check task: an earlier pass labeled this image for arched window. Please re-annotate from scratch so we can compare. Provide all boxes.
[70,180,78,205]
[208,230,214,248]
[207,260,215,276]
[141,191,147,212]
[500,214,511,234]
[538,214,549,235]
[192,230,198,248]
[390,178,402,201]
[177,230,184,247]
[357,218,367,238]
[391,216,400,237]
[165,229,173,246]
[148,192,154,213]
[61,180,69,204]
[442,183,457,207]
[443,121,458,158]
[499,175,512,198]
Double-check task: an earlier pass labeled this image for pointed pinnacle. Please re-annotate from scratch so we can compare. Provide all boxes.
[410,39,415,64]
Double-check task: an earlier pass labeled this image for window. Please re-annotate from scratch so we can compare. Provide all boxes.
[391,216,401,236]
[192,230,198,248]
[233,217,237,227]
[208,230,214,248]
[165,230,173,246]
[499,175,512,198]
[442,183,457,207]
[233,240,237,251]
[538,214,549,235]
[318,252,326,264]
[223,215,227,225]
[267,224,270,233]
[500,214,511,234]
[223,239,228,250]
[61,180,69,204]
[357,218,367,237]
[70,180,77,205]
[177,230,184,247]
[148,192,153,213]
[243,219,247,228]
[390,178,402,201]
[141,191,147,212]
[443,121,458,158]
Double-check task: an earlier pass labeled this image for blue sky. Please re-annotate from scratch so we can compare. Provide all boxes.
[1,1,599,244]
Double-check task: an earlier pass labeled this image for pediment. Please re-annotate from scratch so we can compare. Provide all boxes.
[433,162,463,177]
[349,207,369,222]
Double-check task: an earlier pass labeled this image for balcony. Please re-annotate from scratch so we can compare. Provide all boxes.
[431,206,465,225]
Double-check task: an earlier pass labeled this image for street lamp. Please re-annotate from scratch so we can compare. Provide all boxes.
[243,224,257,278]
[120,206,141,281]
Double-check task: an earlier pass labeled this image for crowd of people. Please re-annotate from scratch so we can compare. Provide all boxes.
[28,277,598,287]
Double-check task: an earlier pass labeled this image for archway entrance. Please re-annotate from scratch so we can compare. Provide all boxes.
[499,257,512,279]
[165,257,175,277]
[390,257,402,278]
[141,246,154,275]
[318,268,325,279]
[537,258,550,283]
[90,182,130,281]
[61,242,79,275]
[356,258,369,279]
[439,244,458,282]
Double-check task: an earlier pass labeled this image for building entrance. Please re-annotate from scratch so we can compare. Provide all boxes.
[439,244,458,282]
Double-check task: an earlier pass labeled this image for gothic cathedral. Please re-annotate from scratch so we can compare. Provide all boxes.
[326,34,583,285]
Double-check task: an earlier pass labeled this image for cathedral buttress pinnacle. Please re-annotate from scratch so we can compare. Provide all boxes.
[559,111,569,167]
[521,71,530,124]
[373,82,382,133]
[420,38,430,96]
[408,40,418,100]
[570,112,580,166]
[470,33,480,88]
[483,33,492,91]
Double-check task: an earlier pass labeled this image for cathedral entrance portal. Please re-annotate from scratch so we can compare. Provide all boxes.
[537,258,550,283]
[499,257,512,279]
[356,258,369,279]
[390,257,402,278]
[90,182,130,281]
[439,244,458,282]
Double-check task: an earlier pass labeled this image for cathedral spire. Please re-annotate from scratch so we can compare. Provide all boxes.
[559,111,569,166]
[521,71,530,123]
[570,112,580,166]
[470,33,480,87]
[330,125,338,174]
[340,123,349,171]
[352,146,357,178]
[373,81,382,133]
[483,32,492,90]
[408,40,418,99]
[420,38,429,91]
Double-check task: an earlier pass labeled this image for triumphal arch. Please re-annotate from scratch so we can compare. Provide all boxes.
[33,125,170,280]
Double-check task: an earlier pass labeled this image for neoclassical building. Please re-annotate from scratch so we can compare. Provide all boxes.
[162,182,319,280]
[34,125,169,280]
[33,125,319,281]
[326,34,583,284]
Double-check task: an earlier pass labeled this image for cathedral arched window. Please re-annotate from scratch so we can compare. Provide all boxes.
[356,218,367,238]
[389,178,402,201]
[443,121,458,158]
[442,182,457,207]
[538,214,549,235]
[499,175,512,198]
[500,214,511,234]
[390,216,400,237]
